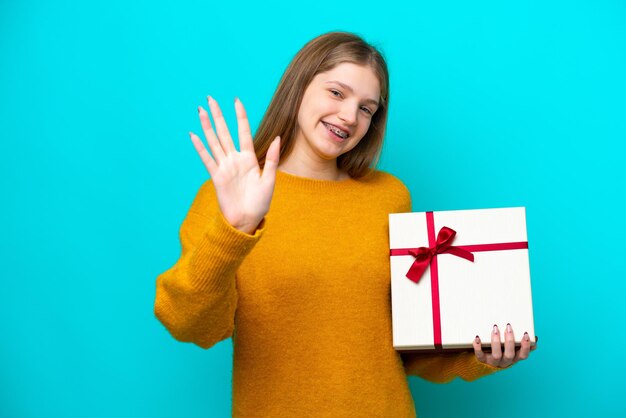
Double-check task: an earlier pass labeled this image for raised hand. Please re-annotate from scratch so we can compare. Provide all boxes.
[473,323,537,369]
[189,96,281,235]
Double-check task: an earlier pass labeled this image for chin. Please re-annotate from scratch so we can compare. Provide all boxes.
[315,145,347,160]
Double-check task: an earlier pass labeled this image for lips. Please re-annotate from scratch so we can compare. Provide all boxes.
[322,121,349,139]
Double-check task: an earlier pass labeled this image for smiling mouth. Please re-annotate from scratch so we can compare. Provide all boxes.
[322,122,349,139]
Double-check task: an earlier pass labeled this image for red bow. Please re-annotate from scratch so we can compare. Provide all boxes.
[406,227,475,283]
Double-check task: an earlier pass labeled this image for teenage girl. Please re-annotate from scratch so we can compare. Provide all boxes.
[154,31,535,417]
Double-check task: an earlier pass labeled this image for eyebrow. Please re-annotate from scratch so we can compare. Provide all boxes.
[325,81,379,107]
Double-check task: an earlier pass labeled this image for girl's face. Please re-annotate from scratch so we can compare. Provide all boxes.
[293,62,381,163]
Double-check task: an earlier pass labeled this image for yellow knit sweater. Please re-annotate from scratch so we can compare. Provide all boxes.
[154,169,502,417]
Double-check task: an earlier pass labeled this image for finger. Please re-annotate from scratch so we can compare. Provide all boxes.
[198,104,226,164]
[501,323,516,367]
[235,97,254,154]
[189,131,217,176]
[515,331,532,362]
[261,136,281,184]
[208,96,237,154]
[473,335,487,364]
[490,324,503,365]
[531,335,538,351]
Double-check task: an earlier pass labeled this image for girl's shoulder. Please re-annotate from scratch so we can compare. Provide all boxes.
[358,169,412,211]
[182,178,219,218]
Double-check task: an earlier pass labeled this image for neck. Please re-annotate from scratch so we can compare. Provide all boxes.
[278,151,348,181]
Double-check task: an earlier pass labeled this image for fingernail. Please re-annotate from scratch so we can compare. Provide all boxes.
[475,335,480,344]
[207,95,212,103]
[234,97,239,104]
[198,106,201,113]
[506,323,512,333]
[524,332,529,341]
[493,324,499,334]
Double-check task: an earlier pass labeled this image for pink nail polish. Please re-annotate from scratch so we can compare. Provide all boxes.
[506,323,512,333]
[493,324,498,334]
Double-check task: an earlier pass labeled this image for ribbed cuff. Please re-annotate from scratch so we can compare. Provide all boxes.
[459,352,505,381]
[188,208,265,292]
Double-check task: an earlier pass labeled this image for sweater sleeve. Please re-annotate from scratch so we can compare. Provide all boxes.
[401,351,505,383]
[154,180,265,349]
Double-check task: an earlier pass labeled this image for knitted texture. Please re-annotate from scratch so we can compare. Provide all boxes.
[154,170,502,417]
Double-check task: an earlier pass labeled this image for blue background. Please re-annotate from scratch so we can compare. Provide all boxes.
[2,0,624,416]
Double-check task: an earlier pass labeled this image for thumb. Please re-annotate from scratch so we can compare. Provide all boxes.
[261,136,280,183]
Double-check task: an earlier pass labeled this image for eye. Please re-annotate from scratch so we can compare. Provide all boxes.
[360,106,373,115]
[329,89,343,98]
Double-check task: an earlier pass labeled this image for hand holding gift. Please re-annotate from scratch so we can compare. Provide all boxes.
[473,323,538,369]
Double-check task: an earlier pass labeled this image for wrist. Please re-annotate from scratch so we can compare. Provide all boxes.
[233,218,264,235]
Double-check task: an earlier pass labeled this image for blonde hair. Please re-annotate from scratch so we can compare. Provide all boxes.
[254,31,389,179]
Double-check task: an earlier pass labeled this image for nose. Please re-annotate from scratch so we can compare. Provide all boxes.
[338,102,358,126]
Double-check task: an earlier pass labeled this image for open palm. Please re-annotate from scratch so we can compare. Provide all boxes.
[189,96,281,235]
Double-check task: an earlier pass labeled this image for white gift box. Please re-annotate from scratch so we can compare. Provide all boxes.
[389,207,536,351]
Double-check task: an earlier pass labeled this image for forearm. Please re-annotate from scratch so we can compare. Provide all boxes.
[154,188,265,349]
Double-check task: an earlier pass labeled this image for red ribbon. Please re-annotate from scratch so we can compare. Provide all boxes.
[404,226,474,283]
[389,211,529,349]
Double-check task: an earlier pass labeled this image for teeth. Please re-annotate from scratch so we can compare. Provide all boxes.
[324,122,348,138]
